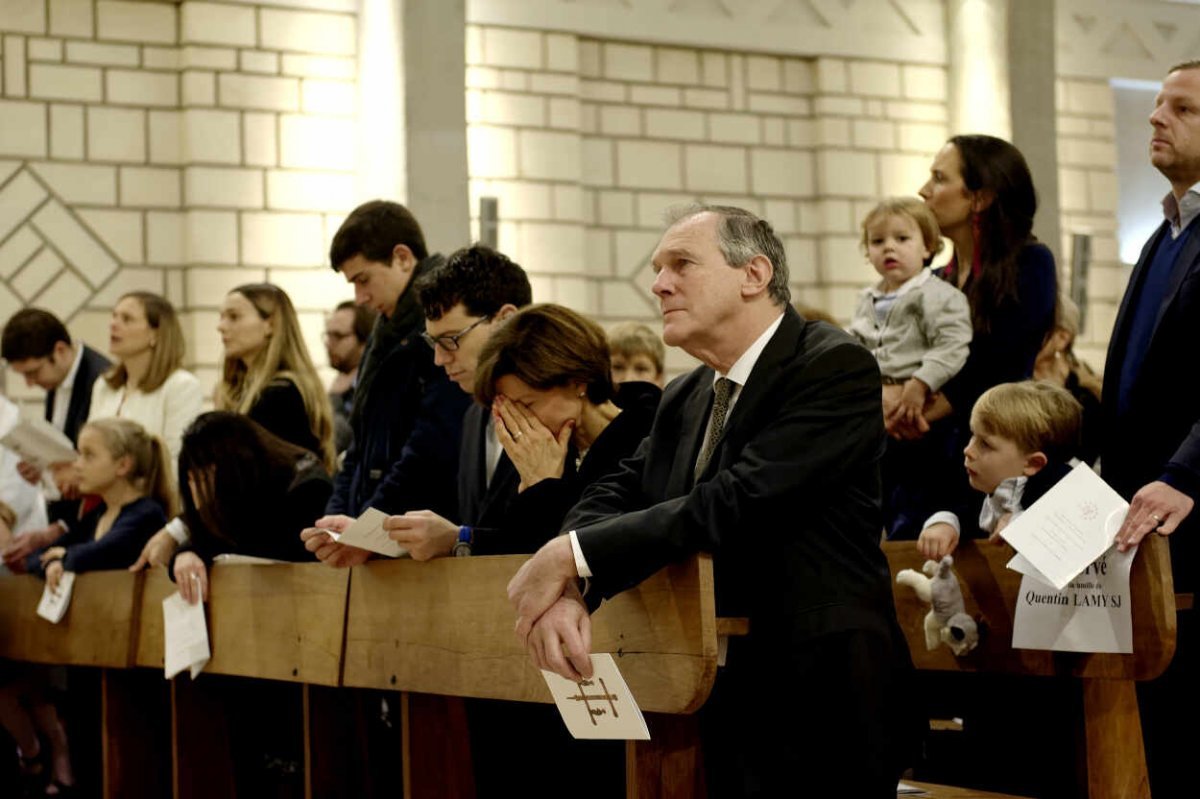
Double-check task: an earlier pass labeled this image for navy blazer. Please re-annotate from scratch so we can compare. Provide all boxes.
[1102,220,1200,590]
[44,345,111,445]
[567,307,899,642]
[45,345,111,526]
[457,402,520,528]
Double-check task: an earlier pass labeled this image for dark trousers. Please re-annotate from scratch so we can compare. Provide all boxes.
[1138,607,1197,799]
[466,697,625,797]
[699,626,919,798]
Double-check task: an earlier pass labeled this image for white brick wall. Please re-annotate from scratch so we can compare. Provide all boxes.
[464,25,951,348]
[1056,77,1122,365]
[0,0,361,390]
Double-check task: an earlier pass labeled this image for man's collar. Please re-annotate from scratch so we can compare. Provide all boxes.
[713,311,785,389]
[60,343,84,391]
[1161,181,1200,235]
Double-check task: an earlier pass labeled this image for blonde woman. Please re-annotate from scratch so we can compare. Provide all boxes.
[214,283,335,471]
[90,291,202,473]
[136,284,336,567]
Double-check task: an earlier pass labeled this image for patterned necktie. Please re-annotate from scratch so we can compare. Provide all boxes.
[695,377,733,479]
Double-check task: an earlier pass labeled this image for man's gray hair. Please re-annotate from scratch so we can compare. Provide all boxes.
[664,204,791,306]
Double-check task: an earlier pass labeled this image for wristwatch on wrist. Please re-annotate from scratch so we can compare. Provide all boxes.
[453,525,473,557]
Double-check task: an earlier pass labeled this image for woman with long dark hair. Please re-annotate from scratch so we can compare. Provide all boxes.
[912,134,1058,558]
[169,412,331,604]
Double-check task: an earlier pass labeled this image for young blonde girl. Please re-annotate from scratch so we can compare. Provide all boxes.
[37,418,174,588]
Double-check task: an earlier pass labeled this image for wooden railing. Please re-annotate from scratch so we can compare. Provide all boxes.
[0,535,1178,799]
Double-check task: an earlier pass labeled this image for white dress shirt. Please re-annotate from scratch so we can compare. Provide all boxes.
[49,344,85,434]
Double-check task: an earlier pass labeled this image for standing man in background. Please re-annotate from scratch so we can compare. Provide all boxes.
[1109,60,1200,798]
[324,299,375,456]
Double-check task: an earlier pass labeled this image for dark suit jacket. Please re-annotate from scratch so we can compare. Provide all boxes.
[44,344,111,444]
[457,403,520,528]
[567,307,898,642]
[1103,220,1200,590]
[46,344,111,525]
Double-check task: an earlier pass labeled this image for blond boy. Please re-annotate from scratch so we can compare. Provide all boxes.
[919,381,1083,559]
[607,322,665,388]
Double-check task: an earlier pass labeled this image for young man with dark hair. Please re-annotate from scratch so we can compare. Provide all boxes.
[300,200,470,566]
[1,308,111,572]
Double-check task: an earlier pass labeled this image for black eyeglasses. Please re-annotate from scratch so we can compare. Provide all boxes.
[420,315,492,352]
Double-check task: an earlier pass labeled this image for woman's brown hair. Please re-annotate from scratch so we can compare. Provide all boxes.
[474,304,614,408]
[104,292,186,393]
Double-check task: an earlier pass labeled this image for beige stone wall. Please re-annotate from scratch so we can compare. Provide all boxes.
[1056,77,1121,371]
[465,23,949,374]
[0,0,358,410]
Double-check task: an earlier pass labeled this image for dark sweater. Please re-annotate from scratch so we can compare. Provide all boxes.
[247,379,323,458]
[34,496,166,574]
[937,242,1058,420]
[170,457,332,576]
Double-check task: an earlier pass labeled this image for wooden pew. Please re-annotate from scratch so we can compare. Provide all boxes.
[0,537,1177,799]
[885,535,1176,799]
[341,554,716,796]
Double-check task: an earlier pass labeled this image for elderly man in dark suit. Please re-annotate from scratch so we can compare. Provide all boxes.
[1108,60,1200,797]
[508,205,914,797]
[2,308,111,570]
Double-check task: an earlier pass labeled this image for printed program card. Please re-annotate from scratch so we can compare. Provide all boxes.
[541,653,650,740]
[1012,543,1136,653]
[163,591,211,680]
[1000,463,1129,590]
[327,507,406,558]
[1,417,77,467]
[36,571,76,624]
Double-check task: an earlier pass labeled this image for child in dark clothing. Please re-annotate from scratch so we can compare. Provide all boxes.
[36,418,172,587]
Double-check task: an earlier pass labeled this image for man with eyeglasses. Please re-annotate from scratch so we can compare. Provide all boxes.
[324,300,375,454]
[366,244,532,562]
[301,201,470,567]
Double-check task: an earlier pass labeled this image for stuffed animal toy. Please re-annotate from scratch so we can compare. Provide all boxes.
[896,555,979,656]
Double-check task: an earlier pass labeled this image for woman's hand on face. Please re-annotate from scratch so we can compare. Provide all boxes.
[174,551,208,605]
[493,395,572,491]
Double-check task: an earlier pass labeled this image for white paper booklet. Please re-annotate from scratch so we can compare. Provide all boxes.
[1012,544,1137,653]
[326,507,406,558]
[1000,463,1129,590]
[541,653,650,740]
[163,591,211,679]
[37,571,76,624]
[1,417,76,467]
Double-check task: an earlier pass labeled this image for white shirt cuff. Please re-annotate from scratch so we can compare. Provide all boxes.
[568,530,592,579]
[923,511,961,535]
[165,516,190,544]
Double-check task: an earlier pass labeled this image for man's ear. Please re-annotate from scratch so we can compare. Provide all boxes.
[391,244,416,273]
[740,254,774,299]
[493,303,519,322]
[1023,450,1048,477]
